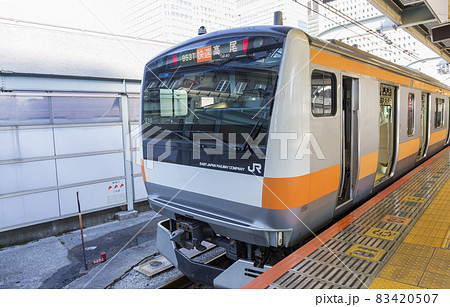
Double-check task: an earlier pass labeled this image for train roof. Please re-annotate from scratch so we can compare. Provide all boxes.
[148,25,449,92]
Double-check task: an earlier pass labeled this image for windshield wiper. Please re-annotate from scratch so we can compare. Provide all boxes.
[240,109,267,152]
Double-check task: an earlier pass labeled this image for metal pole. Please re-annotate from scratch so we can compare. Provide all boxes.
[120,92,134,212]
[77,191,88,271]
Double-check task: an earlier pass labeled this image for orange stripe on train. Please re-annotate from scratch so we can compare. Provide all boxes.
[261,164,340,209]
[310,48,410,86]
[310,48,447,94]
[397,137,420,161]
[359,151,378,180]
[429,129,447,146]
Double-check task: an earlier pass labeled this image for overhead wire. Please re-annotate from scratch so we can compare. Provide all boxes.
[292,0,420,62]
[314,0,419,59]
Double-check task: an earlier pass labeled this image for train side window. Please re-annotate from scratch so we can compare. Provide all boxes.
[311,70,336,117]
[435,98,445,128]
[407,93,415,136]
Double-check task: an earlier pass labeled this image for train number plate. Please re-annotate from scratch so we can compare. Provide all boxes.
[364,227,399,241]
[345,244,385,261]
[381,215,411,225]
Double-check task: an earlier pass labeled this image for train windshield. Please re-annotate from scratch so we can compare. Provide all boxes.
[142,35,284,146]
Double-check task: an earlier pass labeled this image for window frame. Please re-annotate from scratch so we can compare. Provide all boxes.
[407,92,415,136]
[435,98,445,129]
[310,69,337,117]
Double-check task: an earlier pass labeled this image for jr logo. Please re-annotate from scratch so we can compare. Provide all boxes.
[248,163,262,174]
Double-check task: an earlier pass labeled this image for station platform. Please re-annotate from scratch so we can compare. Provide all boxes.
[243,147,450,289]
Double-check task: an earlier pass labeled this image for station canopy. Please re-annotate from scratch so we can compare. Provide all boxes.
[371,0,450,62]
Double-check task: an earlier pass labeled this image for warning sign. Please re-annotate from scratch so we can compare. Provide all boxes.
[403,196,426,203]
[345,244,385,261]
[381,215,411,225]
[364,227,399,241]
[107,179,126,204]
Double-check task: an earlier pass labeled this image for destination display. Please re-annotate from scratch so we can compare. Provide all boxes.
[172,38,251,67]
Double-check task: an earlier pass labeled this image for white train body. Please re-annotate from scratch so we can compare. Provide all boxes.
[140,26,449,287]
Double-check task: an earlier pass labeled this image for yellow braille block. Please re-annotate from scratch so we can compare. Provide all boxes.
[426,250,450,276]
[378,265,424,285]
[388,252,429,271]
[396,242,434,258]
[370,278,422,289]
[419,271,450,289]
[409,227,430,236]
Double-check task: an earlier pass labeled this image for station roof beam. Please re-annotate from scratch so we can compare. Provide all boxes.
[370,0,450,62]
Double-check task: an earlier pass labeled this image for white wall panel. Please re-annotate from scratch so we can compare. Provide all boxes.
[54,125,123,155]
[59,179,126,216]
[133,176,147,201]
[0,130,15,161]
[0,160,57,195]
[0,191,59,230]
[0,128,54,161]
[56,153,124,186]
[132,160,143,175]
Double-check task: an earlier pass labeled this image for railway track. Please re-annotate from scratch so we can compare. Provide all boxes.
[157,274,194,289]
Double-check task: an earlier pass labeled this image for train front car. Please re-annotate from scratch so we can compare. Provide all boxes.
[140,26,314,288]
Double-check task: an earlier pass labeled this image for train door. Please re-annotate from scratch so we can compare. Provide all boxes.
[337,76,359,207]
[375,84,396,185]
[417,93,430,160]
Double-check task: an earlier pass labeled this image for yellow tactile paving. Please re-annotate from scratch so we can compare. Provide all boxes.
[395,242,435,257]
[387,252,429,271]
[371,178,450,289]
[369,278,423,289]
[419,272,450,289]
[377,265,424,285]
[426,250,450,276]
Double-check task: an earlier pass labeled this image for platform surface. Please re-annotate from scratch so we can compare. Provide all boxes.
[244,147,450,289]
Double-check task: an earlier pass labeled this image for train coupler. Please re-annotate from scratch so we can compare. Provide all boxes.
[170,219,213,251]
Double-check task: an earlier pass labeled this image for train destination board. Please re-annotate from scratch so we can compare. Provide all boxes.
[173,38,250,67]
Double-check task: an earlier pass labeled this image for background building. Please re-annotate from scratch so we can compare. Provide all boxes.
[235,0,308,31]
[121,0,235,43]
[307,0,447,84]
[121,0,308,42]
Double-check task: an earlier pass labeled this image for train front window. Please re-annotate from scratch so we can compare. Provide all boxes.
[142,36,284,146]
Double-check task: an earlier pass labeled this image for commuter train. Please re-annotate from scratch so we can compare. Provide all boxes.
[140,26,450,288]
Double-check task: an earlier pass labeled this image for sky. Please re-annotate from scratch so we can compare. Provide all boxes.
[0,0,122,34]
